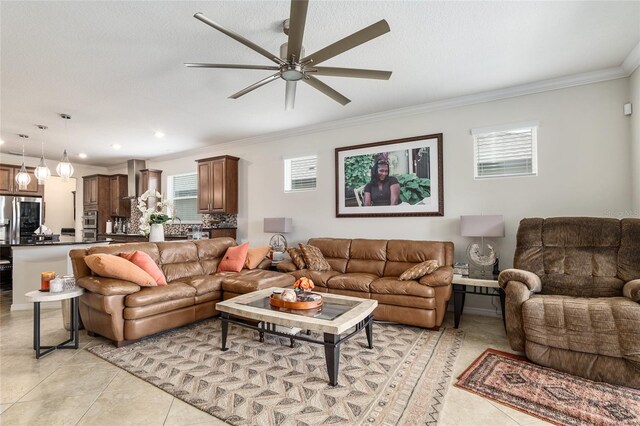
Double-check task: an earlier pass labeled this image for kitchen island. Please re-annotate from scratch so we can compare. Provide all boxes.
[7,240,108,311]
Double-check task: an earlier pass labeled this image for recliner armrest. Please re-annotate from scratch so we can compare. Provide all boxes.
[277,260,297,273]
[419,266,453,287]
[624,279,640,303]
[76,276,141,296]
[498,268,542,292]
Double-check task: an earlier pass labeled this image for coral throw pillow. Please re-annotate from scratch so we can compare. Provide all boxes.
[287,247,307,270]
[399,260,440,281]
[299,244,332,272]
[245,246,271,269]
[218,242,249,272]
[85,253,156,287]
[120,251,167,285]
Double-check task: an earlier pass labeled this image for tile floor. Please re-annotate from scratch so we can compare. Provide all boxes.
[0,290,547,425]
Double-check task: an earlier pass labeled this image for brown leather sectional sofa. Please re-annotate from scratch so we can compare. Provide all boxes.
[70,238,294,346]
[278,238,454,329]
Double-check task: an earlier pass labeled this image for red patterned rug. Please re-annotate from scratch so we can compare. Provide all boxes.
[455,349,640,426]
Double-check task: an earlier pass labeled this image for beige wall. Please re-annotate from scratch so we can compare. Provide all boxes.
[630,67,640,214]
[149,78,632,274]
[42,176,76,234]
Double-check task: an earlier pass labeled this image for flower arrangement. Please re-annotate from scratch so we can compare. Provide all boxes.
[293,277,315,292]
[137,189,177,236]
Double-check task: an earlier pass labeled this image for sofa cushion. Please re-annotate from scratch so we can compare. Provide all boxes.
[308,238,351,273]
[371,293,436,309]
[218,242,249,272]
[299,244,331,271]
[327,273,378,292]
[181,274,225,296]
[85,254,156,287]
[125,282,197,307]
[158,242,204,282]
[245,246,271,269]
[195,238,236,275]
[346,239,387,276]
[120,250,167,285]
[370,277,435,298]
[399,260,439,281]
[287,247,306,269]
[290,270,340,287]
[384,240,452,277]
[222,270,295,294]
[124,298,195,320]
[87,242,161,263]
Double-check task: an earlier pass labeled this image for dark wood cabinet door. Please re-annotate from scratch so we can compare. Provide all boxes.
[109,176,118,215]
[196,156,238,214]
[197,161,211,213]
[109,175,130,217]
[211,159,224,211]
[83,176,99,208]
[0,165,13,195]
[140,169,162,194]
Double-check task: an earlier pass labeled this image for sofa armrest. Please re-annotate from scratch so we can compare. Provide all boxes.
[76,276,140,296]
[624,279,640,303]
[419,266,453,287]
[277,260,298,273]
[498,268,542,292]
[256,258,271,270]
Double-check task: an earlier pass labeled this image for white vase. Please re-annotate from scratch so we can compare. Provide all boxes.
[149,223,165,242]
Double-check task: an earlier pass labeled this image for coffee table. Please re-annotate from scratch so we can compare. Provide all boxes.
[215,287,378,386]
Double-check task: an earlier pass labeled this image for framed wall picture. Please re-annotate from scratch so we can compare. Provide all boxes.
[335,133,443,217]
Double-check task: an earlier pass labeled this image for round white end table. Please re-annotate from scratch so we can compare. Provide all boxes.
[25,287,84,359]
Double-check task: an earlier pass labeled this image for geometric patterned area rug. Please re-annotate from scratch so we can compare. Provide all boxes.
[89,318,463,425]
[455,349,640,426]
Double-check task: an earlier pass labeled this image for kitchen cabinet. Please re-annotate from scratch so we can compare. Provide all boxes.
[140,169,162,195]
[82,175,111,234]
[109,174,130,217]
[196,156,238,214]
[0,164,44,197]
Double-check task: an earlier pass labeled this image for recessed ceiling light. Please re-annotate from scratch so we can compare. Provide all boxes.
[154,131,165,138]
[111,144,121,150]
[78,153,87,159]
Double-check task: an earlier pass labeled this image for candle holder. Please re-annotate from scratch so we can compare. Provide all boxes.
[40,271,56,292]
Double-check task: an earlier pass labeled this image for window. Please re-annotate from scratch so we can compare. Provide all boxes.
[166,173,201,223]
[472,122,538,179]
[284,155,317,192]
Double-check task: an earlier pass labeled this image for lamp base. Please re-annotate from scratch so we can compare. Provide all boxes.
[468,265,495,280]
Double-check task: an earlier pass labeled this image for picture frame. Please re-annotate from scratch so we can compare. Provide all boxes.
[335,133,443,217]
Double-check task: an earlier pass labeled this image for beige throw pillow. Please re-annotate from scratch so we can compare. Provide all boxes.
[299,244,332,272]
[399,260,439,281]
[287,247,307,270]
[85,253,157,286]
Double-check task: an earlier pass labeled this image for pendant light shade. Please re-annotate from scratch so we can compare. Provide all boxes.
[34,125,51,185]
[57,114,74,182]
[15,134,31,190]
[56,149,74,182]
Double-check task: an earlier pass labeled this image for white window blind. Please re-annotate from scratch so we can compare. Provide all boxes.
[472,124,538,179]
[167,173,201,223]
[284,155,317,192]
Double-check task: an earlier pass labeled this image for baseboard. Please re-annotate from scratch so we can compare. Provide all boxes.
[447,304,502,318]
[11,302,60,311]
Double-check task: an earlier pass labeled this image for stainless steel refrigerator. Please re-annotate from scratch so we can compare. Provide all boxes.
[0,196,43,243]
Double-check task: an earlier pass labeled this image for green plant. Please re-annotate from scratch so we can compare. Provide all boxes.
[397,174,431,205]
[344,154,373,189]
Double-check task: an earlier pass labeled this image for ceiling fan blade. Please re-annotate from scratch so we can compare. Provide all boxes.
[287,0,309,61]
[194,13,285,65]
[285,81,297,110]
[185,63,280,71]
[229,73,281,99]
[303,75,350,105]
[311,66,392,80]
[301,19,390,66]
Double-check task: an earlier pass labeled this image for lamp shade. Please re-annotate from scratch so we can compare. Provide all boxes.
[264,217,292,233]
[460,215,505,237]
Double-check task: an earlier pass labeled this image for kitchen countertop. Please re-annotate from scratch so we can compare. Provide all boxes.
[1,240,99,247]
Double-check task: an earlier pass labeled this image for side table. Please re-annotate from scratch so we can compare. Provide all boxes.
[452,274,505,329]
[25,287,84,359]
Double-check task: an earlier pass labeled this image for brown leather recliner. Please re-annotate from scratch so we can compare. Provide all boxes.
[70,238,294,347]
[278,238,454,329]
[499,218,640,388]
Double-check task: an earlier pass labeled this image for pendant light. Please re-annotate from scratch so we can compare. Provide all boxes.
[56,113,74,182]
[15,134,31,190]
[34,125,51,184]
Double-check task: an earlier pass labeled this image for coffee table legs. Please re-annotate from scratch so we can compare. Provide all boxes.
[323,333,340,386]
[221,313,229,351]
[365,314,374,349]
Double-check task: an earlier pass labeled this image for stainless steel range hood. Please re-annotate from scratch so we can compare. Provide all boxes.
[126,159,146,198]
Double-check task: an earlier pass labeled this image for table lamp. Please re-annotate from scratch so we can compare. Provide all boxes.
[264,217,292,261]
[460,215,504,279]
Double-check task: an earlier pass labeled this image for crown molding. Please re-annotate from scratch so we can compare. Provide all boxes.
[622,41,640,75]
[151,65,630,163]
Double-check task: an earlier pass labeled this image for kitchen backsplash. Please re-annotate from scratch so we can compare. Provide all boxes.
[124,199,237,235]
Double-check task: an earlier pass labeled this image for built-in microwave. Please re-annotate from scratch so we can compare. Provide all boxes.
[83,228,97,242]
[83,211,98,229]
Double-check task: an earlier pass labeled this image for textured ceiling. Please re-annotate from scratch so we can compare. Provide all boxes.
[1,1,639,166]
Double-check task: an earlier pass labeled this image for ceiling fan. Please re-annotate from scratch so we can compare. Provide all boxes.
[185,0,392,110]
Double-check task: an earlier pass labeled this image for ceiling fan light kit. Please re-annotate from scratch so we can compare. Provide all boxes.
[185,0,392,109]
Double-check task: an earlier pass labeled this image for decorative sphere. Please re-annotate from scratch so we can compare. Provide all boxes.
[281,289,297,302]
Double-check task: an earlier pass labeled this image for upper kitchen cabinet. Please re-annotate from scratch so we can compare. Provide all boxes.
[196,156,238,214]
[109,174,130,217]
[0,164,44,197]
[140,169,162,195]
[82,175,110,211]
